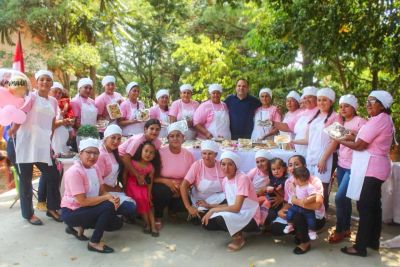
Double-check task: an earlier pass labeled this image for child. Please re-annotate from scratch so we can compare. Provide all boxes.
[59,89,75,119]
[125,141,161,237]
[265,158,288,221]
[284,166,318,240]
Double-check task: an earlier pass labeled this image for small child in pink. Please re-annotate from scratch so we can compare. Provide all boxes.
[284,167,317,240]
[125,141,161,237]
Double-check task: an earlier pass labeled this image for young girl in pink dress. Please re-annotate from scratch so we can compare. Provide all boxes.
[125,141,161,236]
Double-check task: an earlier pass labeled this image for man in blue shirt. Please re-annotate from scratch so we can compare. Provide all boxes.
[225,79,261,140]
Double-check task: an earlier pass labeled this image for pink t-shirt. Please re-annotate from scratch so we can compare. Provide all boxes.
[222,172,261,225]
[169,99,200,120]
[184,159,224,185]
[159,146,194,180]
[21,92,58,115]
[254,106,281,122]
[70,95,96,120]
[246,167,270,191]
[283,109,301,124]
[61,163,104,210]
[357,112,394,181]
[96,145,118,180]
[193,100,228,129]
[338,116,367,169]
[287,106,319,132]
[284,175,325,219]
[118,133,162,157]
[95,92,123,117]
[120,99,145,119]
[149,105,169,121]
[295,183,317,200]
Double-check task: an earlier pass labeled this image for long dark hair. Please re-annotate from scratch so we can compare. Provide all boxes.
[111,149,125,188]
[132,141,161,177]
[308,105,334,124]
[375,99,392,115]
[144,119,161,130]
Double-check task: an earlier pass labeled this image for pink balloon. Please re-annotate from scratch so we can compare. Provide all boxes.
[0,87,24,108]
[0,105,26,126]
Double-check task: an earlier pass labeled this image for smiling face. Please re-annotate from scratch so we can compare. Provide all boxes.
[49,87,63,100]
[317,96,333,113]
[104,82,115,95]
[80,147,100,168]
[141,143,156,162]
[210,91,222,104]
[366,96,385,117]
[221,158,236,178]
[236,79,249,99]
[339,103,356,120]
[256,157,269,175]
[104,134,122,151]
[144,123,161,140]
[260,92,272,107]
[180,90,192,103]
[79,85,93,98]
[36,75,53,95]
[167,130,184,149]
[287,156,305,175]
[286,97,299,112]
[303,95,317,109]
[201,150,217,167]
[128,86,140,102]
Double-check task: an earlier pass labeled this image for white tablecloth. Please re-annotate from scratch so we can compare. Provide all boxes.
[382,162,400,223]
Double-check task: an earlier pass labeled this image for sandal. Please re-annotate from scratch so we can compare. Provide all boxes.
[227,235,246,252]
[328,230,351,244]
[155,220,162,231]
[293,244,311,255]
[27,215,43,226]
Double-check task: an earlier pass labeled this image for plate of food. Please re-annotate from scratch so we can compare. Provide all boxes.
[137,109,150,121]
[257,119,272,127]
[96,119,109,131]
[238,138,252,148]
[324,122,350,140]
[106,103,122,119]
[212,137,225,142]
[274,135,291,144]
[59,151,76,158]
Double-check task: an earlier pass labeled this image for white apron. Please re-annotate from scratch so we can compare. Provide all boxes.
[16,93,55,165]
[122,101,145,136]
[179,100,197,140]
[251,108,272,141]
[190,162,225,211]
[210,176,259,236]
[52,106,70,154]
[159,107,169,138]
[306,117,333,183]
[347,150,371,201]
[252,171,269,191]
[207,103,231,140]
[80,97,98,126]
[293,115,309,157]
[85,168,100,197]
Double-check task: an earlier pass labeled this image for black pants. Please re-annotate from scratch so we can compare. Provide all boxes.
[152,183,185,218]
[354,176,383,252]
[204,215,259,235]
[61,201,123,243]
[293,213,326,243]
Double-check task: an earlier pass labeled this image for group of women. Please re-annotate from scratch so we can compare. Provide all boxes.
[7,70,395,257]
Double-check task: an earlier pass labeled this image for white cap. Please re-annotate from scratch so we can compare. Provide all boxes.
[220,151,240,169]
[101,75,116,87]
[286,91,301,103]
[369,90,393,109]
[77,78,93,89]
[179,84,193,92]
[104,124,122,139]
[208,84,223,94]
[156,89,169,100]
[200,140,219,153]
[301,86,318,98]
[317,87,336,102]
[51,82,64,90]
[167,121,186,135]
[79,138,100,152]
[259,88,272,98]
[126,81,139,94]
[35,70,53,80]
[339,94,358,109]
[255,149,271,160]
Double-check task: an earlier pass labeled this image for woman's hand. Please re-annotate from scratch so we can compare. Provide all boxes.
[136,174,146,185]
[196,200,210,209]
[201,209,215,226]
[270,193,284,208]
[317,159,327,173]
[205,131,213,139]
[256,188,267,197]
[188,206,200,219]
[166,179,180,195]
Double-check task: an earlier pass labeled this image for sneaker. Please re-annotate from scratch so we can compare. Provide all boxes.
[36,201,47,211]
[283,224,294,234]
[308,230,317,240]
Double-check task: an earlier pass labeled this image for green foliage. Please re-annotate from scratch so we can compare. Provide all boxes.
[76,124,99,139]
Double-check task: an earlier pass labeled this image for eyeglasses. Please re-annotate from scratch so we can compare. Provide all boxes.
[366,99,378,105]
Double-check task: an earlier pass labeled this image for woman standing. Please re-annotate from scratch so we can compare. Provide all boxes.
[118,82,146,136]
[95,75,123,122]
[70,78,98,128]
[61,138,122,253]
[149,89,170,138]
[8,70,61,225]
[169,84,199,140]
[281,91,301,139]
[202,151,260,251]
[193,84,231,140]
[339,90,394,257]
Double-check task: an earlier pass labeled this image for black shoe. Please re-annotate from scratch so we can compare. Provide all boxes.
[65,226,89,241]
[122,216,136,225]
[87,243,114,253]
[46,211,63,223]
[294,236,301,245]
[340,246,367,257]
[151,231,160,237]
[143,227,151,234]
[293,245,310,255]
[27,216,43,226]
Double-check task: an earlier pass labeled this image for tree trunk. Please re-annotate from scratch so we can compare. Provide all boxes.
[300,44,314,86]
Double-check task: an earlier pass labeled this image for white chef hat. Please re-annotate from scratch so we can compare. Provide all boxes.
[369,90,393,109]
[317,87,336,102]
[102,75,116,86]
[208,83,223,94]
[220,151,240,169]
[156,89,169,100]
[79,138,100,152]
[180,84,193,92]
[339,94,358,109]
[35,70,53,80]
[301,86,318,98]
[259,88,272,98]
[51,82,64,90]
[254,149,270,160]
[167,121,185,135]
[286,90,301,103]
[77,78,93,89]
[201,140,219,153]
[125,81,139,94]
[104,124,122,139]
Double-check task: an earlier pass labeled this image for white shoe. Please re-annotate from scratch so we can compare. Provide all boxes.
[283,225,294,234]
[308,231,317,240]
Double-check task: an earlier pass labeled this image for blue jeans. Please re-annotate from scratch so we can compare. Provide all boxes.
[335,166,352,232]
[286,204,316,230]
[117,200,136,219]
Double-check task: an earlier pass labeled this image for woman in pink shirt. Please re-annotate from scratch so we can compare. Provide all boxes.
[281,91,302,141]
[169,84,199,140]
[95,75,123,122]
[70,78,98,128]
[149,89,170,138]
[61,138,122,254]
[202,151,261,252]
[152,122,195,229]
[338,90,394,257]
[328,95,366,244]
[118,82,146,136]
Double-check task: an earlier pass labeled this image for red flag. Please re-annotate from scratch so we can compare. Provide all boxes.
[12,32,25,73]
